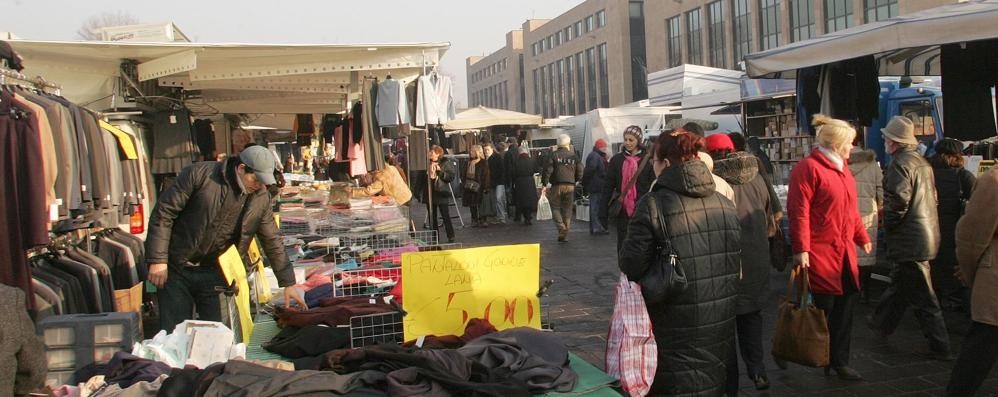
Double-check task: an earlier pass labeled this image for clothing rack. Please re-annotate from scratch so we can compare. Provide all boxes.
[1,61,61,93]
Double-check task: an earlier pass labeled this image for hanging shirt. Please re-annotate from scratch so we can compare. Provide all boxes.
[415,74,456,126]
[376,78,410,128]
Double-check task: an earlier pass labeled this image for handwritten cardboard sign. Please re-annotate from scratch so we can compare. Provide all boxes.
[401,244,541,340]
[218,246,253,343]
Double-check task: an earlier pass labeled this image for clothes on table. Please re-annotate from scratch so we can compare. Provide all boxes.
[263,325,351,359]
[275,296,397,328]
[203,360,386,397]
[401,318,498,349]
[457,327,578,393]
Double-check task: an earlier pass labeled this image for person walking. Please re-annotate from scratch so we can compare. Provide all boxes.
[489,142,509,225]
[428,145,456,243]
[583,139,610,235]
[504,141,520,222]
[929,138,976,312]
[847,138,883,303]
[712,145,777,391]
[946,165,998,397]
[602,126,655,250]
[787,115,872,380]
[464,144,491,228]
[618,131,741,396]
[511,146,540,225]
[542,134,583,242]
[868,116,953,361]
[146,146,306,331]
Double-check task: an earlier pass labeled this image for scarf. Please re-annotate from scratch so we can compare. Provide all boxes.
[817,146,844,171]
[467,159,478,179]
[621,153,641,217]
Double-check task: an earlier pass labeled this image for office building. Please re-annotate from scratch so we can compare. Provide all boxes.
[467,30,526,112]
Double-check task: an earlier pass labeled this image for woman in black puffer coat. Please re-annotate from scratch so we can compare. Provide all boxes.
[619,131,742,396]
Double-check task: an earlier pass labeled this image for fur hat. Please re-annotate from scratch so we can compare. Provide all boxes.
[882,116,918,145]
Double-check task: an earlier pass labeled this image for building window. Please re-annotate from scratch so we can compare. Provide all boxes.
[566,56,576,115]
[707,1,726,68]
[532,69,541,114]
[586,48,597,111]
[540,65,549,117]
[596,9,607,28]
[825,0,853,33]
[667,16,682,67]
[732,0,752,67]
[687,8,703,65]
[576,21,584,37]
[586,15,595,32]
[759,0,781,50]
[556,59,565,115]
[503,81,509,109]
[789,0,815,42]
[865,0,897,22]
[547,63,557,117]
[629,0,648,101]
[575,52,586,114]
[566,26,573,41]
[555,31,563,46]
[597,43,609,108]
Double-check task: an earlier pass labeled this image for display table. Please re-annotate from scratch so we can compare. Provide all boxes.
[246,319,622,396]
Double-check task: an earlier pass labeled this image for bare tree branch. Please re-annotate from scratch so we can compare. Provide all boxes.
[76,11,139,41]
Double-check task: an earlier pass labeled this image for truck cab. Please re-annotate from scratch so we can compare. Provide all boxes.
[867,78,944,164]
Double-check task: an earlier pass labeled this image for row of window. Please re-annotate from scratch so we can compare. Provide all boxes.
[530,9,607,57]
[470,58,509,84]
[470,81,511,109]
[531,43,610,118]
[666,0,897,68]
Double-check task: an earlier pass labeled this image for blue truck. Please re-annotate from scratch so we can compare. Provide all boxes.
[866,77,945,164]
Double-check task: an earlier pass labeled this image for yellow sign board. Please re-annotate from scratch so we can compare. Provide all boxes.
[401,244,541,340]
[218,245,253,343]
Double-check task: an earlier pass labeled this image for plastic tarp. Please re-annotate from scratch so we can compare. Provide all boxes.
[562,107,679,161]
[442,106,542,130]
[744,0,998,78]
[6,39,449,114]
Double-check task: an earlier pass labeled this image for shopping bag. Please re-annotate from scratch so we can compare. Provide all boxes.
[606,274,656,397]
[771,267,830,367]
[537,195,553,220]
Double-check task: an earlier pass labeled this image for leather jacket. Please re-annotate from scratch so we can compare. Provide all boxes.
[883,147,940,262]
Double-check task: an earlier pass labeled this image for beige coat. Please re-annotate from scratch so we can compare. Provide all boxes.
[0,285,47,396]
[955,166,998,326]
[848,149,883,267]
[352,165,412,205]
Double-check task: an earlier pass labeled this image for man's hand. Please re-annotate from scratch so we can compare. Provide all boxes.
[148,263,168,288]
[794,252,810,269]
[862,242,873,254]
[954,266,968,287]
[283,286,308,310]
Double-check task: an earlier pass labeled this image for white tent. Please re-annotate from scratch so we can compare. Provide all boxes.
[7,39,449,116]
[442,106,542,130]
[557,106,680,161]
[744,0,998,78]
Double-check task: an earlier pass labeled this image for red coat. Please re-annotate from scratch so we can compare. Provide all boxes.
[788,148,871,295]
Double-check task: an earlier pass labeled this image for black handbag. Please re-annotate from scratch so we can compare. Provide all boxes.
[465,179,481,193]
[639,195,688,305]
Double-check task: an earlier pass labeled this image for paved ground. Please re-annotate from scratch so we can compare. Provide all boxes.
[412,203,998,396]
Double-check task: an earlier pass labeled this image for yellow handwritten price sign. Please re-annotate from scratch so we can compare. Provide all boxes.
[402,244,541,340]
[218,246,253,343]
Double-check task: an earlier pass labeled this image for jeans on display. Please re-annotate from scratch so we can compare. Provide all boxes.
[494,185,507,223]
[946,321,998,396]
[871,261,952,353]
[158,265,226,332]
[588,192,608,233]
[548,185,575,237]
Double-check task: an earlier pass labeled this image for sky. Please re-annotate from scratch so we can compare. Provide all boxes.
[0,0,584,108]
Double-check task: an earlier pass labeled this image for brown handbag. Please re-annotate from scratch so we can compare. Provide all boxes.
[771,267,830,368]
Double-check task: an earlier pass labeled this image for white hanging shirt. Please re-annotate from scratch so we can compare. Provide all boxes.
[415,74,456,126]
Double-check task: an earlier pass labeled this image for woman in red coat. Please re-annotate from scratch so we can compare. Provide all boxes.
[786,115,873,380]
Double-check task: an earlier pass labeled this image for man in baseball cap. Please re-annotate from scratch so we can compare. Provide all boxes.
[146,145,306,332]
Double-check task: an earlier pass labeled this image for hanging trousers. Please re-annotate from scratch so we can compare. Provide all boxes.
[946,321,998,396]
[871,260,952,353]
[811,265,859,368]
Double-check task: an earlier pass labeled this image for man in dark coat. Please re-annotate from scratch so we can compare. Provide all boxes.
[504,141,520,221]
[146,146,306,331]
[511,146,539,224]
[869,116,952,360]
[0,284,46,396]
[543,135,584,242]
[582,139,609,234]
[713,151,775,390]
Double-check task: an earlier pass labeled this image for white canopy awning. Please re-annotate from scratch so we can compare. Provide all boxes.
[744,0,998,78]
[442,106,542,130]
[7,39,449,114]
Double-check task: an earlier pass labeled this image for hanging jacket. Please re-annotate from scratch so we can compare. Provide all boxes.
[618,159,741,397]
[883,147,940,262]
[714,152,773,315]
[145,157,294,287]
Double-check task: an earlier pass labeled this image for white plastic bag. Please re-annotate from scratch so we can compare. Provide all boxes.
[537,195,552,220]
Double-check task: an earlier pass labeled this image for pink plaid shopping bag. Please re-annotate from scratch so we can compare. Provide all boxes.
[606,273,657,397]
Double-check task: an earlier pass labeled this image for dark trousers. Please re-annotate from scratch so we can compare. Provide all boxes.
[812,267,859,367]
[614,215,630,253]
[736,310,766,378]
[588,192,608,233]
[517,207,535,224]
[871,260,952,353]
[947,321,998,397]
[470,205,481,222]
[158,265,226,332]
[431,201,455,240]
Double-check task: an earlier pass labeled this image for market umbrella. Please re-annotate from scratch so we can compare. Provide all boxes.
[443,106,543,130]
